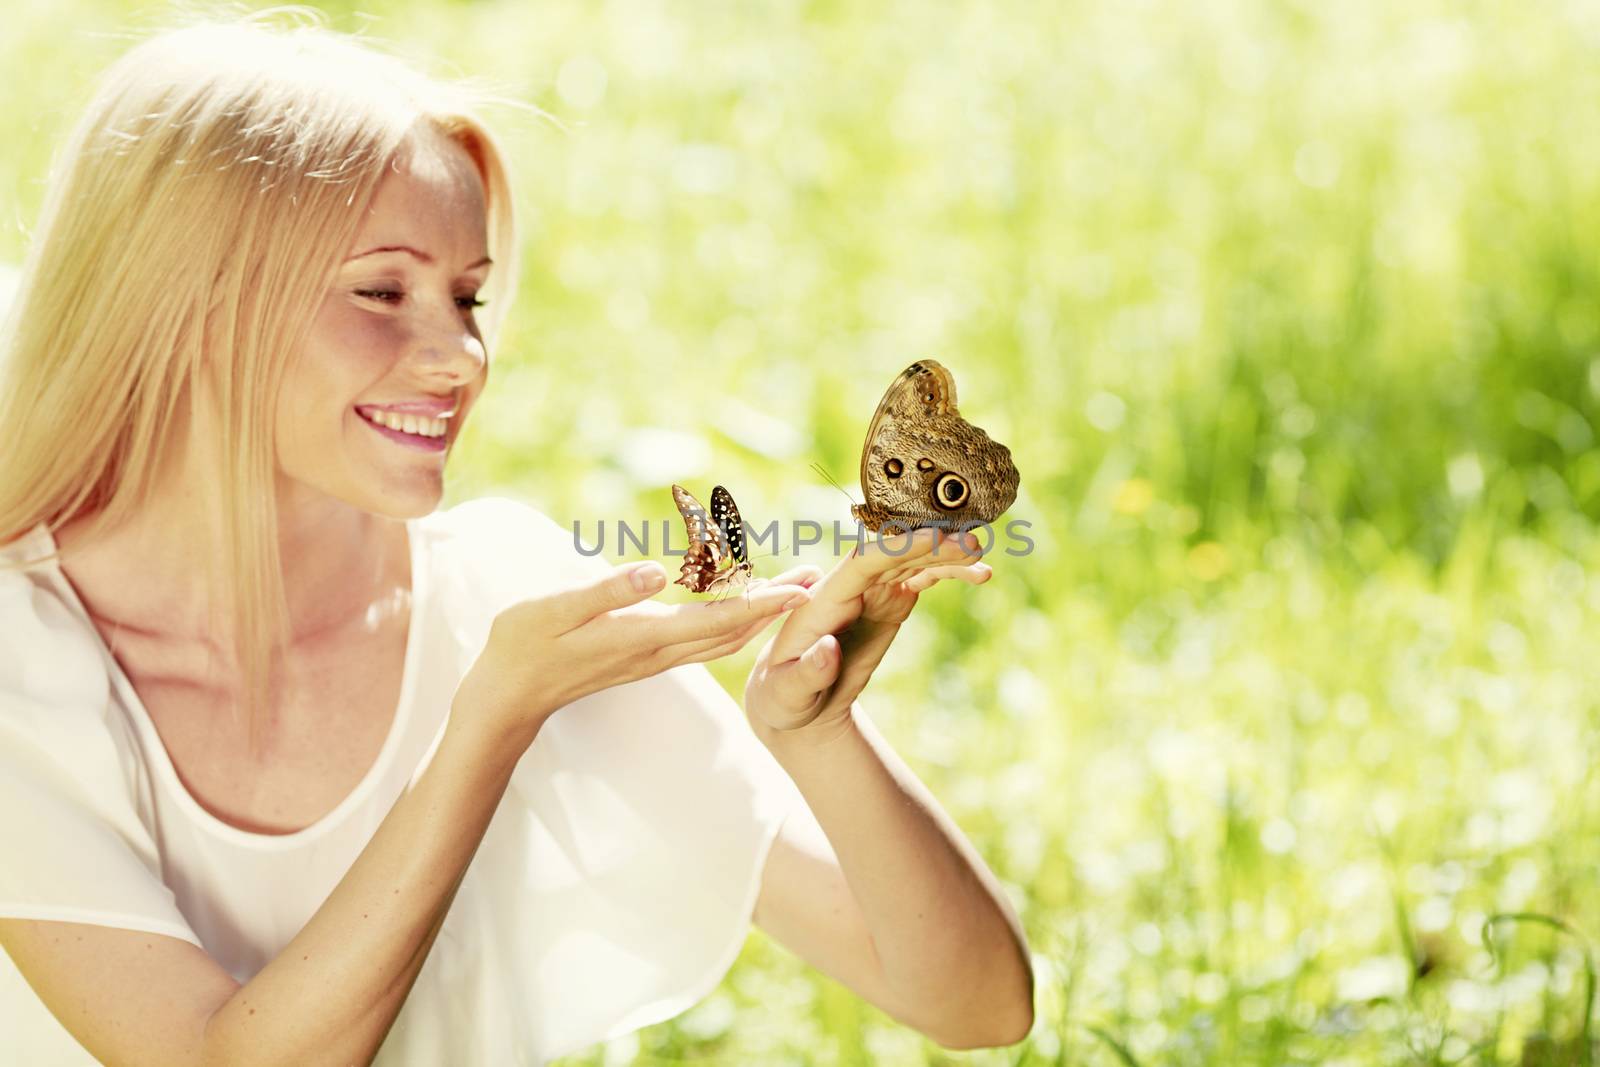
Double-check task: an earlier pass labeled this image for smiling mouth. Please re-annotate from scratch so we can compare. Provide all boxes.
[355,407,451,451]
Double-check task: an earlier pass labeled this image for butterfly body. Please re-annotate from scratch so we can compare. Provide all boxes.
[671,484,754,595]
[851,360,1019,533]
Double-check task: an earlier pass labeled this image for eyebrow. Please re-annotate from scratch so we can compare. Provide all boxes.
[347,245,493,271]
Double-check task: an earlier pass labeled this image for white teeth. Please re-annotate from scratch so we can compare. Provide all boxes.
[363,409,448,438]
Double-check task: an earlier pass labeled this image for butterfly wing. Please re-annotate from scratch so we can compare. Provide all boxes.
[855,360,960,531]
[672,484,730,557]
[710,485,748,566]
[671,484,728,592]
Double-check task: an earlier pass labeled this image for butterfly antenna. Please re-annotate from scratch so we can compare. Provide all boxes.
[810,462,857,508]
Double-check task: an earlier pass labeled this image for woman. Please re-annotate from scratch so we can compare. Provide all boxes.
[0,16,1033,1065]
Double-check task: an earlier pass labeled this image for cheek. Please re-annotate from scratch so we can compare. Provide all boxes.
[317,301,407,373]
[454,374,486,426]
[288,302,409,421]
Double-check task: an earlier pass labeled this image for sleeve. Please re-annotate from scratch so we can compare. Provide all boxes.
[377,496,808,1065]
[0,570,199,945]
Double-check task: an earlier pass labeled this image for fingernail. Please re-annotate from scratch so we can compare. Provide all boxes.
[632,565,664,593]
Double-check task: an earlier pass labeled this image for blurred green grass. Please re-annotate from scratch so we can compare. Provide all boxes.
[8,1,1600,1063]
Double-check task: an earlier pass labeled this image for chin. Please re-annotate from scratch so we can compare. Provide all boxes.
[368,485,445,520]
[325,470,443,522]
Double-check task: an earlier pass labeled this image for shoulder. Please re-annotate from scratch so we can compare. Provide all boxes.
[0,567,188,958]
[0,546,116,736]
[0,542,152,848]
[425,495,576,550]
[419,495,609,617]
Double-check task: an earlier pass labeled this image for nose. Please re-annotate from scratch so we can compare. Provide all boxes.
[410,313,487,388]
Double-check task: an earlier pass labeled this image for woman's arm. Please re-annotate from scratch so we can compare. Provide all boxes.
[743,530,1034,1049]
[751,705,1034,1050]
[2,561,811,1067]
[1,713,523,1067]
[204,717,521,1065]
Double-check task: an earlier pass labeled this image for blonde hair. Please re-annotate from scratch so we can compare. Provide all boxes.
[0,14,523,751]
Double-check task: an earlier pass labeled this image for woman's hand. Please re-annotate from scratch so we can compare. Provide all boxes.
[744,526,991,745]
[453,561,818,746]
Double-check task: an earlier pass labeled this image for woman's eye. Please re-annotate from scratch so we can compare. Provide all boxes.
[354,288,482,314]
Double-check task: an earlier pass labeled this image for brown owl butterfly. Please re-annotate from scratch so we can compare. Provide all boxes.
[671,483,754,595]
[851,360,1020,533]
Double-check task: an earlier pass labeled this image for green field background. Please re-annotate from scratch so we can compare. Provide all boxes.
[7,2,1600,1064]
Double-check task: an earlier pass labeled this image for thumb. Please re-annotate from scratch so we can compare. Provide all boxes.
[762,634,842,716]
[553,561,666,631]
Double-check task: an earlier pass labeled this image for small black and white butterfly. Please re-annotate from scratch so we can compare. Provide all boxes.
[671,483,754,596]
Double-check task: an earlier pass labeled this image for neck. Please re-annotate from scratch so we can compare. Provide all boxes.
[54,475,407,650]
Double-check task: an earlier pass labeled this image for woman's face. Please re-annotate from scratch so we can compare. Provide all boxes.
[276,129,492,520]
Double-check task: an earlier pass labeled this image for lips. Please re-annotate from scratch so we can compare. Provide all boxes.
[354,399,456,419]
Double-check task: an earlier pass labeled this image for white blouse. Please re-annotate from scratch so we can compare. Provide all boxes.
[0,497,805,1065]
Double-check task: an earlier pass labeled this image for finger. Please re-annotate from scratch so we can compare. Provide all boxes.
[754,564,824,589]
[679,617,774,666]
[757,532,948,664]
[952,527,987,556]
[550,561,668,634]
[645,582,813,645]
[904,561,992,593]
[826,527,944,601]
[878,531,985,586]
[937,527,987,561]
[858,524,943,566]
[671,606,781,662]
[761,634,842,713]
